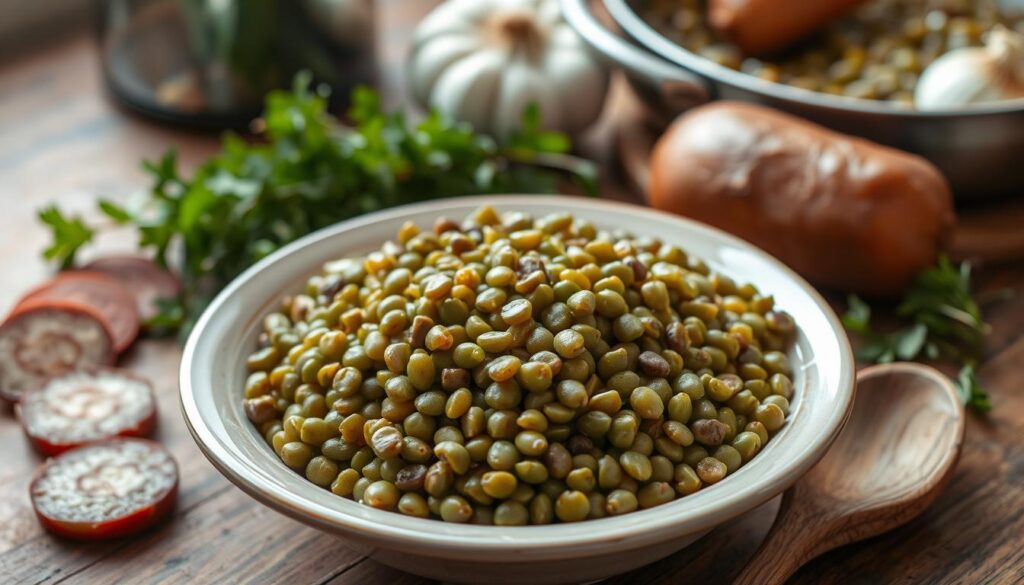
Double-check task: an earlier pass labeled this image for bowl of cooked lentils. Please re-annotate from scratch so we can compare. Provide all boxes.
[180,196,855,584]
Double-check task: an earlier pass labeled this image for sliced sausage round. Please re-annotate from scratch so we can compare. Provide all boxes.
[30,439,178,540]
[19,369,157,456]
[0,303,114,403]
[15,272,140,353]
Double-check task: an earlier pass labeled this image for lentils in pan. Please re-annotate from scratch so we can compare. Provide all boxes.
[243,207,797,524]
[645,0,1024,104]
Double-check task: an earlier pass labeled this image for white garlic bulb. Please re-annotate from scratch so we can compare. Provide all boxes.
[915,27,1024,110]
[408,0,609,138]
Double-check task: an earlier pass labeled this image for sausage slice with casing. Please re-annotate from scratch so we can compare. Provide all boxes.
[0,303,114,403]
[18,369,157,456]
[14,272,140,353]
[30,439,178,539]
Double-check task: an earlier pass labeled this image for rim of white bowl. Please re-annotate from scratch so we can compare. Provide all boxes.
[180,195,855,558]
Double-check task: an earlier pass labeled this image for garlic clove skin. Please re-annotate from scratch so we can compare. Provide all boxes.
[408,35,484,108]
[542,26,611,132]
[915,27,1024,110]
[429,50,508,132]
[915,49,1005,109]
[494,60,561,138]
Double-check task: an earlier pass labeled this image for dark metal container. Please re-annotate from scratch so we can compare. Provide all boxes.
[561,0,1024,198]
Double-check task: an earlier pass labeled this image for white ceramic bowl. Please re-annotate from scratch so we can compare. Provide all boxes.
[180,195,855,584]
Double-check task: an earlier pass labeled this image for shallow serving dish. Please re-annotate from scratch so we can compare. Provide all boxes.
[180,195,855,584]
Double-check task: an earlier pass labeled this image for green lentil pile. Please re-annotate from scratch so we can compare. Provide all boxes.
[646,0,1024,104]
[242,207,797,524]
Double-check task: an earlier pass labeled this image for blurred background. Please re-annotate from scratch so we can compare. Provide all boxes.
[2,1,1024,584]
[0,0,93,45]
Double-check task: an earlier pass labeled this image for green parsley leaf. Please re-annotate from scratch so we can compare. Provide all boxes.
[894,323,928,361]
[956,362,992,412]
[141,150,182,198]
[142,297,186,332]
[841,257,993,412]
[841,294,872,333]
[896,256,986,359]
[98,199,133,224]
[38,206,95,269]
[509,103,572,154]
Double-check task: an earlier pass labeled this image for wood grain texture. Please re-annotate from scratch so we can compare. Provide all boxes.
[735,363,966,585]
[0,2,1022,584]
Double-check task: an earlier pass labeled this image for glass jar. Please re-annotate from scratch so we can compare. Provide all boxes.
[99,0,377,128]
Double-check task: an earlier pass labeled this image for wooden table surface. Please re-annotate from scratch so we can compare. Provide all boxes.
[2,3,1023,584]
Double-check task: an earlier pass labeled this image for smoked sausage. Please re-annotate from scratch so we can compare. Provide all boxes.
[709,0,868,56]
[648,102,955,297]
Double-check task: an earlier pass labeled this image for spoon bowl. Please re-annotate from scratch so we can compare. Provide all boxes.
[735,362,966,585]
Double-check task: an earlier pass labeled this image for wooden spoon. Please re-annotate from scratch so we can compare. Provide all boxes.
[734,362,966,585]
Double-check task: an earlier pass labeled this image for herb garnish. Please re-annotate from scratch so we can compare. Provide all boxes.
[842,257,992,411]
[39,75,597,335]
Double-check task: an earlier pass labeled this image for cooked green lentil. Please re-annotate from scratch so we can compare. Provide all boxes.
[644,0,1024,104]
[244,207,798,524]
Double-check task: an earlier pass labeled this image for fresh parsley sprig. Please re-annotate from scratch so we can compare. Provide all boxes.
[956,362,992,412]
[38,75,597,335]
[38,207,94,270]
[842,257,992,412]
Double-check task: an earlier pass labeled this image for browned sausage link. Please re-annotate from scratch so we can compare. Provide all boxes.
[708,0,869,56]
[648,102,954,298]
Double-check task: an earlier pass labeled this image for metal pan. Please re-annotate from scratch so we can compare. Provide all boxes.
[561,0,1024,199]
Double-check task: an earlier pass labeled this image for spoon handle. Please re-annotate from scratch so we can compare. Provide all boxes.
[732,488,828,585]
